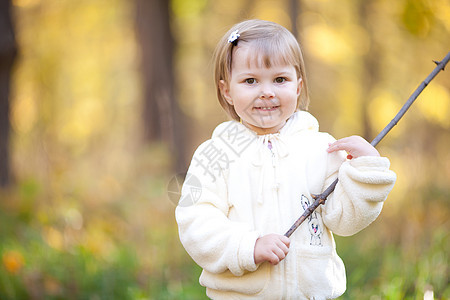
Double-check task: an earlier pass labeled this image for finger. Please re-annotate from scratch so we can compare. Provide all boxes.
[275,239,290,255]
[327,139,347,149]
[279,236,291,247]
[329,136,366,148]
[329,136,356,146]
[268,252,281,265]
[327,141,352,153]
[281,243,290,255]
[328,137,365,153]
[271,246,287,261]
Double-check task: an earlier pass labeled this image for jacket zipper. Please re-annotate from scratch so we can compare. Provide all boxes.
[268,140,280,192]
[268,140,276,167]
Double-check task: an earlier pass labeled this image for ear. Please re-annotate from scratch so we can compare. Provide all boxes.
[296,77,303,97]
[219,80,233,105]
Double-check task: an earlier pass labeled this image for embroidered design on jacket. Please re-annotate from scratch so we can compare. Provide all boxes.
[300,195,323,246]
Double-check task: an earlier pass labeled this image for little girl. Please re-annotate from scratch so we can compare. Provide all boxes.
[176,19,396,299]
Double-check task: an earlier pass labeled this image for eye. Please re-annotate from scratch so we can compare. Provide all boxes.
[275,77,286,83]
[245,78,256,84]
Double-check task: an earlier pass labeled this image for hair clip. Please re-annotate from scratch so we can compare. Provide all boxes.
[228,30,240,46]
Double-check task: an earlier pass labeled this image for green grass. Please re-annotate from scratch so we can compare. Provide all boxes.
[0,179,448,299]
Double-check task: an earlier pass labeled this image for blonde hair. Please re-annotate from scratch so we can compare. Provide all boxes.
[213,19,310,121]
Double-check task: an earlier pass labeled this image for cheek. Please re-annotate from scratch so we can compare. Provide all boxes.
[233,101,250,115]
[280,87,300,101]
[282,89,300,111]
[231,88,253,103]
[285,101,298,114]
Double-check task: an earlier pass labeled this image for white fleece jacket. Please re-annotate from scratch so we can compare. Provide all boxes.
[175,111,396,299]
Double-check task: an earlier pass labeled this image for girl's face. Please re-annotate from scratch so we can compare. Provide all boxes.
[219,44,302,135]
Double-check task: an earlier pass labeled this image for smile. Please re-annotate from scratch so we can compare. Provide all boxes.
[255,106,279,111]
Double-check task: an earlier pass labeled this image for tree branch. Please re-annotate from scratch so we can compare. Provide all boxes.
[285,51,450,238]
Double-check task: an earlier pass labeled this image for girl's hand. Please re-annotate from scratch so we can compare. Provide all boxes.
[254,234,290,265]
[327,135,380,158]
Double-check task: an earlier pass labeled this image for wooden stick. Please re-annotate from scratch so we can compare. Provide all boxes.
[285,51,450,238]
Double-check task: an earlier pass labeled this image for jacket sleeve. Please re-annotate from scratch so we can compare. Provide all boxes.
[321,148,397,236]
[175,141,260,276]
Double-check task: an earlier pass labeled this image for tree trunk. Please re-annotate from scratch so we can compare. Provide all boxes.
[135,0,187,172]
[358,0,376,141]
[0,0,17,187]
[289,0,299,39]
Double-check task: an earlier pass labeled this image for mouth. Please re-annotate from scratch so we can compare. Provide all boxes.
[254,106,279,111]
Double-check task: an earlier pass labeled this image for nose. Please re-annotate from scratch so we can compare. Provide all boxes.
[259,83,275,99]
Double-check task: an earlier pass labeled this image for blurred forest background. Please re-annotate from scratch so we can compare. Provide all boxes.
[0,0,449,299]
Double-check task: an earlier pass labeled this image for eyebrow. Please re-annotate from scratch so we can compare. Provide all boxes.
[235,72,257,77]
[273,70,295,76]
[236,70,297,77]
[235,70,295,77]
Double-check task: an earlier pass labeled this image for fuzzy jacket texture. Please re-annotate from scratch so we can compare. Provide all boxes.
[175,111,397,299]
